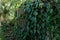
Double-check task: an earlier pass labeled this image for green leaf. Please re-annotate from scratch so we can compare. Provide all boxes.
[33,11,38,16]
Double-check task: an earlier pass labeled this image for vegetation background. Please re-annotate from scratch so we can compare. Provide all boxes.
[0,0,60,40]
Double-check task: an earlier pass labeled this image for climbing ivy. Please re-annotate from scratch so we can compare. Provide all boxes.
[15,0,60,40]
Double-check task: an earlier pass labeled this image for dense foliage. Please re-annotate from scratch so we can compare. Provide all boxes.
[0,0,60,40]
[0,0,26,40]
[15,0,60,40]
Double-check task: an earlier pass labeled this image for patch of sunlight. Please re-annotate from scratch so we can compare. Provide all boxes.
[0,38,2,40]
[7,13,15,21]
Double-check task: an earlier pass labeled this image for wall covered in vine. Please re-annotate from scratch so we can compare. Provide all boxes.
[15,0,60,40]
[0,0,60,40]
